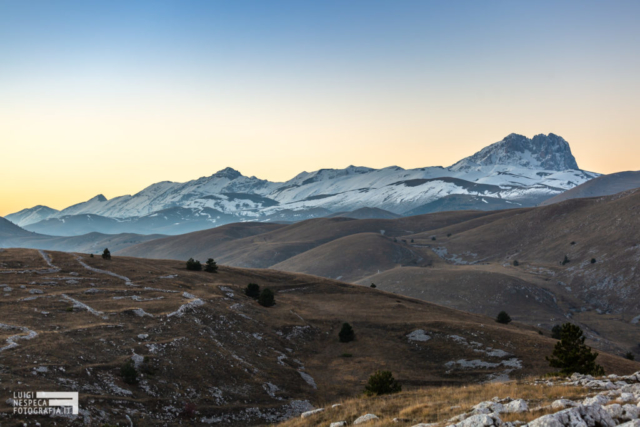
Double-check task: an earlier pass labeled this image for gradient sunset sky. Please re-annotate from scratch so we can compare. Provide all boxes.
[2,0,640,216]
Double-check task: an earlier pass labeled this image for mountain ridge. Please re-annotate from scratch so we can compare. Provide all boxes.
[7,133,598,235]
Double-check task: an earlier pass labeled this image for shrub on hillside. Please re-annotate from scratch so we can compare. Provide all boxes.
[431,236,436,241]
[102,248,111,260]
[364,370,401,396]
[339,322,355,343]
[513,260,519,266]
[186,258,202,271]
[258,288,275,307]
[591,258,597,264]
[245,283,260,299]
[204,258,218,273]
[546,323,605,376]
[370,283,376,288]
[561,255,570,265]
[120,360,137,384]
[625,352,635,361]
[496,311,512,324]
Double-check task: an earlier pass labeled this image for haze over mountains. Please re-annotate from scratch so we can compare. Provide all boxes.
[6,133,598,236]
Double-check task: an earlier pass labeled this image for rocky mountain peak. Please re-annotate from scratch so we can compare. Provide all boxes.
[212,167,243,180]
[450,133,579,171]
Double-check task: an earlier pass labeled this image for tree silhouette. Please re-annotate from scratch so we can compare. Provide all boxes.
[546,323,604,376]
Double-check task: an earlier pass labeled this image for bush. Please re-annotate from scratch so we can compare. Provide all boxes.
[258,288,275,307]
[496,311,512,324]
[591,258,596,264]
[625,352,635,361]
[120,360,138,384]
[245,283,260,299]
[571,241,576,245]
[562,255,570,265]
[370,283,376,288]
[410,239,414,243]
[447,233,452,237]
[551,324,562,340]
[339,322,355,343]
[341,353,353,358]
[513,260,519,266]
[364,370,401,396]
[431,236,436,241]
[90,254,94,258]
[204,258,218,273]
[186,258,202,271]
[546,323,605,376]
[102,248,111,260]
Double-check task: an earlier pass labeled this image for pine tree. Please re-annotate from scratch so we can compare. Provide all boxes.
[102,248,111,260]
[258,288,275,307]
[364,370,401,396]
[339,322,355,343]
[496,311,512,324]
[245,283,260,299]
[186,258,202,271]
[546,323,605,376]
[204,258,218,273]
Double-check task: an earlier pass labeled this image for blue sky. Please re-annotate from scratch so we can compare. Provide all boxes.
[1,0,640,214]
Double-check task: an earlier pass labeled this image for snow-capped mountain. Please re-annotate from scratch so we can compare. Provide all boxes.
[5,205,59,227]
[9,133,600,235]
[450,133,579,171]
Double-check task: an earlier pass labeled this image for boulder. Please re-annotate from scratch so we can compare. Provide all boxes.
[503,399,528,413]
[552,399,578,410]
[449,413,501,427]
[301,408,324,418]
[330,422,347,427]
[354,414,380,424]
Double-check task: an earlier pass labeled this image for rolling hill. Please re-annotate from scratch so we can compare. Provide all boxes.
[117,189,640,357]
[0,248,636,425]
[540,170,640,206]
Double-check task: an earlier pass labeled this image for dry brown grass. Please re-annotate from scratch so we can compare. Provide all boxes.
[275,380,590,427]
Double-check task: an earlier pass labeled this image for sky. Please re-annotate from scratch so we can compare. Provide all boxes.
[1,0,640,216]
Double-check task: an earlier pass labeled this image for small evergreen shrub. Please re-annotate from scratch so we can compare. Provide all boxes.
[447,233,452,237]
[364,370,401,396]
[570,241,576,245]
[258,288,275,307]
[590,258,596,264]
[341,353,353,358]
[90,254,94,258]
[411,239,414,243]
[186,258,202,271]
[339,322,355,343]
[625,352,635,361]
[513,260,519,266]
[245,283,260,299]
[204,258,218,273]
[496,311,512,324]
[562,255,570,265]
[370,283,376,288]
[102,248,111,260]
[546,323,605,376]
[431,236,436,241]
[120,360,138,384]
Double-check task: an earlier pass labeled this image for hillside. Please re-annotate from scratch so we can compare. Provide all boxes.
[0,217,35,238]
[0,248,636,426]
[540,170,640,206]
[117,190,640,357]
[117,210,496,266]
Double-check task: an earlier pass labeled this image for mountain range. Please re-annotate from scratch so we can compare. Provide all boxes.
[6,133,598,236]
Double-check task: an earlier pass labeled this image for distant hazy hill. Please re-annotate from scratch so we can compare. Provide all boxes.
[540,170,640,205]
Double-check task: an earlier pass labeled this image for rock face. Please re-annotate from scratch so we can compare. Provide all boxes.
[450,133,579,172]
